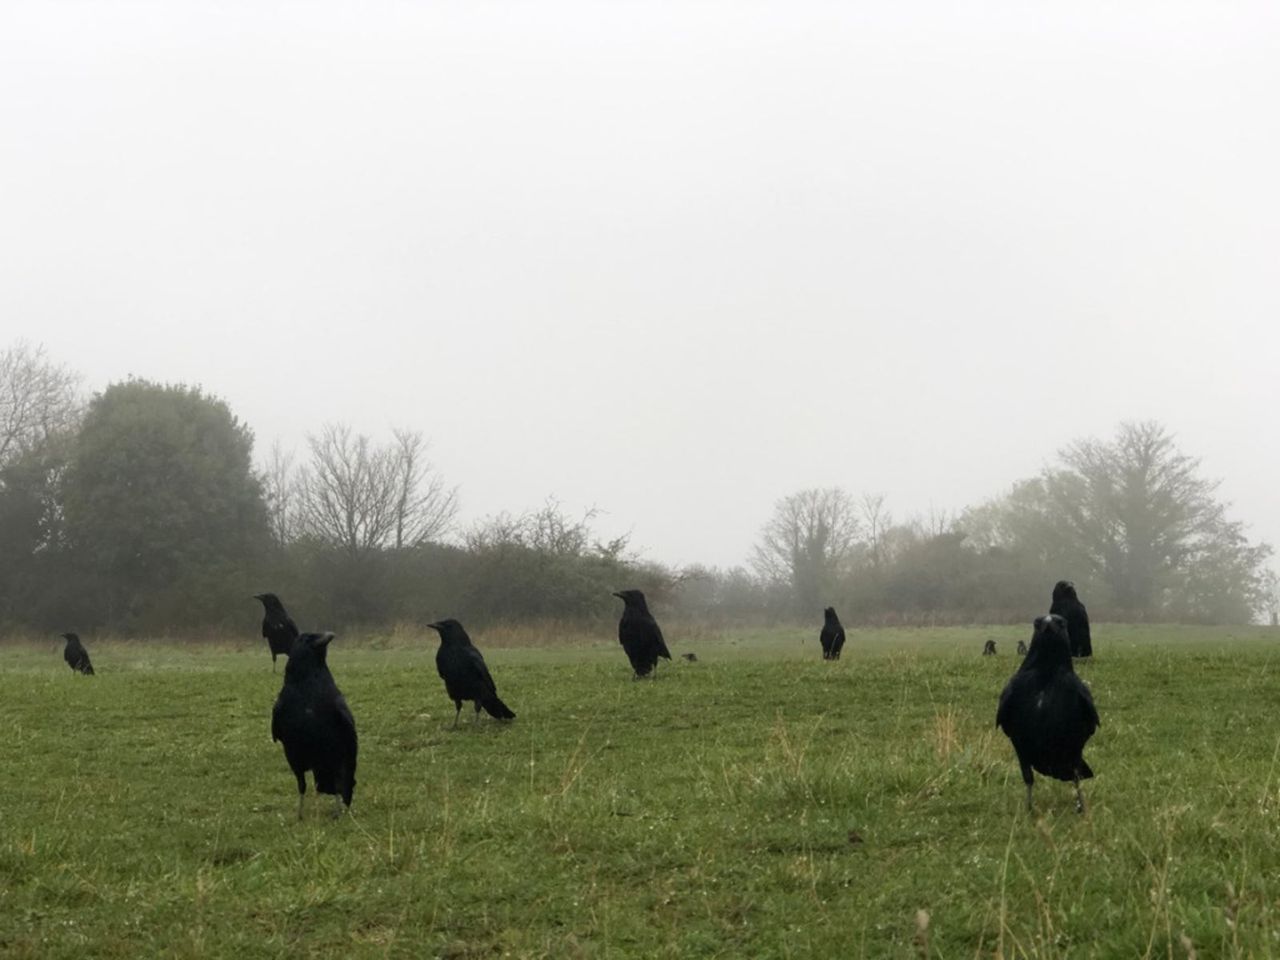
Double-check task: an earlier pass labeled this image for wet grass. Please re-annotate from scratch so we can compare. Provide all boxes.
[2,624,1278,958]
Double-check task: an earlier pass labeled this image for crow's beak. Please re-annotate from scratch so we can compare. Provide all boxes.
[317,632,335,647]
[426,622,443,633]
[611,591,624,599]
[252,594,264,601]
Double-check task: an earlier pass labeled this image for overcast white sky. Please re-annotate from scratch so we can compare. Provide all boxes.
[2,1,1277,569]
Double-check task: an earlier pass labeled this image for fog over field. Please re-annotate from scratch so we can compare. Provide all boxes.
[2,1,1277,569]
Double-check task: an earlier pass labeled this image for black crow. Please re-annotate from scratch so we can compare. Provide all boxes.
[820,607,846,660]
[1016,639,1028,656]
[61,633,94,675]
[681,652,699,662]
[254,592,299,671]
[271,632,357,819]
[612,589,672,679]
[982,640,997,656]
[428,619,516,727]
[996,614,1100,813]
[1050,580,1093,658]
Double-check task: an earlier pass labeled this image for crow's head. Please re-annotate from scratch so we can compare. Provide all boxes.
[288,631,335,669]
[823,606,838,621]
[254,592,285,612]
[1051,580,1077,604]
[427,619,471,645]
[61,632,80,644]
[1025,614,1072,670]
[612,589,648,610]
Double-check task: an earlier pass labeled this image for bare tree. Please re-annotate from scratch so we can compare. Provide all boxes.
[297,423,457,556]
[752,487,862,612]
[0,341,81,469]
[262,441,299,550]
[464,499,625,559]
[390,429,459,548]
[861,492,891,566]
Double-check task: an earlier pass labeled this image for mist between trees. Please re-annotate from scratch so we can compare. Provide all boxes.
[1,341,1275,637]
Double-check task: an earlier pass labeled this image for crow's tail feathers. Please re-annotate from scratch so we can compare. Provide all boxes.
[482,694,516,721]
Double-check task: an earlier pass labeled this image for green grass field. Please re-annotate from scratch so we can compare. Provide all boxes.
[3,624,1278,958]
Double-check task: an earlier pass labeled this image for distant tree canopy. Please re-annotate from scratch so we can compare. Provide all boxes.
[60,380,270,630]
[0,341,1271,634]
[963,421,1272,623]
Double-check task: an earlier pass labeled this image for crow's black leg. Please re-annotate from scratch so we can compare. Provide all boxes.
[453,701,462,728]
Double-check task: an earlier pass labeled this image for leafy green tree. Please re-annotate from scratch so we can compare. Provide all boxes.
[61,380,270,631]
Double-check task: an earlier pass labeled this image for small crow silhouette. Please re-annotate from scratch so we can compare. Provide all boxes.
[820,607,846,660]
[681,652,698,662]
[996,614,1100,813]
[254,592,299,671]
[61,633,94,675]
[428,619,516,727]
[271,632,358,819]
[1050,580,1093,658]
[612,589,672,679]
[1016,639,1028,656]
[982,640,997,656]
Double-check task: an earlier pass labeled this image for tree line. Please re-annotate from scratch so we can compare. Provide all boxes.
[0,340,1273,636]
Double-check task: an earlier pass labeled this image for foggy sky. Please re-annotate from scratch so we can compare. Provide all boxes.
[3,1,1278,569]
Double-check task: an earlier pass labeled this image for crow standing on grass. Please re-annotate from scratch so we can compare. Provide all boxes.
[1050,580,1093,658]
[996,614,1099,813]
[271,632,358,819]
[428,619,516,727]
[819,607,846,660]
[254,593,299,671]
[61,633,94,675]
[613,589,671,679]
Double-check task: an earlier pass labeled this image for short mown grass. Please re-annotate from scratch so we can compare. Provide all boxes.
[2,624,1278,958]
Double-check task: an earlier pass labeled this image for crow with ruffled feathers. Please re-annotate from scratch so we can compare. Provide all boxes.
[1050,580,1093,658]
[996,614,1100,813]
[428,619,516,727]
[254,593,299,671]
[271,632,358,819]
[62,633,94,675]
[613,589,672,679]
[819,607,846,660]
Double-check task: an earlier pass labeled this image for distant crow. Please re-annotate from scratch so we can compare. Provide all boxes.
[1050,580,1093,658]
[1016,639,1028,656]
[428,619,516,727]
[612,589,672,679]
[61,633,94,676]
[271,632,357,819]
[982,640,997,656]
[820,607,846,660]
[254,593,299,671]
[996,614,1100,813]
[681,652,699,662]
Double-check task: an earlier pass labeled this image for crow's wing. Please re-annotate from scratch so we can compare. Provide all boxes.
[464,645,499,692]
[332,694,358,753]
[649,617,671,660]
[995,675,1020,730]
[1070,673,1100,730]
